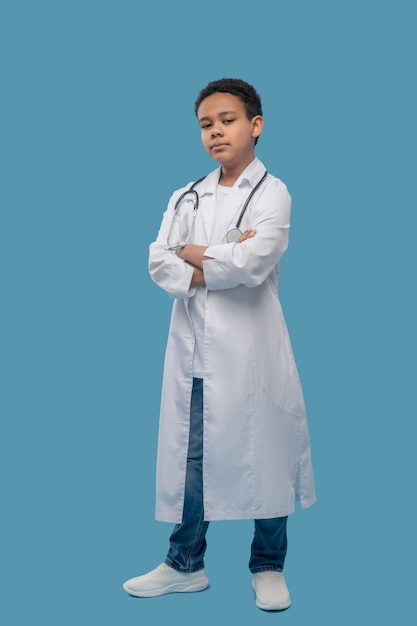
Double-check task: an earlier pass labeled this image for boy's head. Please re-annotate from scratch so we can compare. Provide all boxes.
[195,79,264,167]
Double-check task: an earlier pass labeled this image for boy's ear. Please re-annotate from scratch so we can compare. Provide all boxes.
[251,115,264,140]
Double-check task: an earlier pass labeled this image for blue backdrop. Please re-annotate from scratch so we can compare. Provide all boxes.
[1,1,415,624]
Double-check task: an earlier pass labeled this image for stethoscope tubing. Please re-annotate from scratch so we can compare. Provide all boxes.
[234,169,268,230]
[166,170,268,250]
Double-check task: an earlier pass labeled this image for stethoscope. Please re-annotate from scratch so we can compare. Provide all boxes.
[165,169,268,251]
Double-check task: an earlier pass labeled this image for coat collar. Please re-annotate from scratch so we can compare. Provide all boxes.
[193,157,266,197]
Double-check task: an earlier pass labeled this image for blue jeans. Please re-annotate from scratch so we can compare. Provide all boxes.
[165,378,288,574]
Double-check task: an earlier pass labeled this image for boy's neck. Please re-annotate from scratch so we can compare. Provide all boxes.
[219,156,256,187]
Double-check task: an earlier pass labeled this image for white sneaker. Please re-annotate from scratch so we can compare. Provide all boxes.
[123,563,209,597]
[252,571,291,611]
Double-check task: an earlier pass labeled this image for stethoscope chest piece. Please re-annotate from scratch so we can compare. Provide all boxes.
[226,228,243,243]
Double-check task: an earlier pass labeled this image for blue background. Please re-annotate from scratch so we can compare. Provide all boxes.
[1,1,415,623]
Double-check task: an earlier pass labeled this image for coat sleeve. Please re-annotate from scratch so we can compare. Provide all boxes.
[203,178,291,290]
[148,191,196,299]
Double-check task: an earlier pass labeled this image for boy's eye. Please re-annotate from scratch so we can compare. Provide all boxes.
[201,123,212,129]
[223,119,234,125]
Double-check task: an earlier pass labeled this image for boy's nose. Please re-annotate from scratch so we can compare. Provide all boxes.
[211,123,223,137]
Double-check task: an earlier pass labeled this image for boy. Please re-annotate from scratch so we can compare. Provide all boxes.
[123,78,316,611]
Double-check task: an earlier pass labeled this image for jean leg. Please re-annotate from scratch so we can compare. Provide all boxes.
[166,378,209,573]
[249,516,288,573]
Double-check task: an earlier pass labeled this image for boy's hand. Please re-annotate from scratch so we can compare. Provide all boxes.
[236,228,257,243]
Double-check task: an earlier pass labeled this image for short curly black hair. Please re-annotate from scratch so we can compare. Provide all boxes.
[194,78,263,120]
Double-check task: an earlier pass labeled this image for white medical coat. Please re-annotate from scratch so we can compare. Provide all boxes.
[149,157,316,523]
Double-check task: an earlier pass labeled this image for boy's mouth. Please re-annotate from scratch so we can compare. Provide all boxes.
[211,142,228,151]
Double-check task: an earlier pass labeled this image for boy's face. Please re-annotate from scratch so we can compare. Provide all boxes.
[197,92,263,172]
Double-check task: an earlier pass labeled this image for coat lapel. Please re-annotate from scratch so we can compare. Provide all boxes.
[195,168,245,244]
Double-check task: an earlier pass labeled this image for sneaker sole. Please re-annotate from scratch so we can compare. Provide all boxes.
[123,576,209,598]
